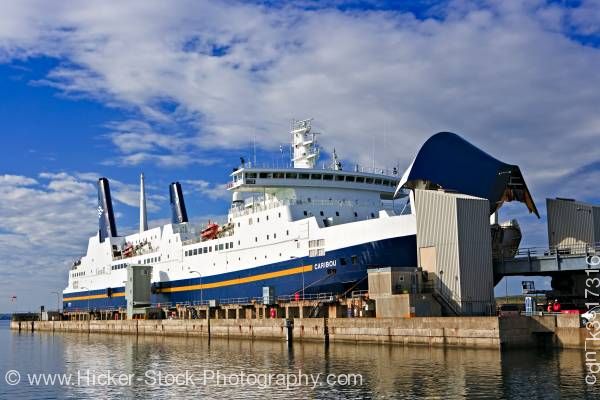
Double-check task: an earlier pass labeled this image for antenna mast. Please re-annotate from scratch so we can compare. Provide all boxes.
[139,173,148,234]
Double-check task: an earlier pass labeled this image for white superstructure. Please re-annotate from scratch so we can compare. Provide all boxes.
[64,119,417,308]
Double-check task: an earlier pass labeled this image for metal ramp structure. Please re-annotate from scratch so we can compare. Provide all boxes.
[493,243,599,285]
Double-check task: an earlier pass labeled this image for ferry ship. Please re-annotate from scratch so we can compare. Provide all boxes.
[63,119,417,310]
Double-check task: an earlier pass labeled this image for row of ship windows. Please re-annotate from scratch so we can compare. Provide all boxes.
[303,210,376,218]
[185,242,234,257]
[243,172,399,187]
[72,271,85,277]
[254,230,291,242]
[245,212,282,226]
[111,256,161,271]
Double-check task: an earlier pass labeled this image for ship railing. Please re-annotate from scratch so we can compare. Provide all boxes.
[276,292,335,302]
[236,161,399,176]
[218,297,253,305]
[229,198,388,218]
[113,246,161,261]
[348,290,369,299]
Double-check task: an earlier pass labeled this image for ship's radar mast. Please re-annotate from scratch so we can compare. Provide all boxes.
[291,118,319,168]
[331,148,342,171]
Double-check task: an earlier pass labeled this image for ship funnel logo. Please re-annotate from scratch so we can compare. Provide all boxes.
[97,206,104,218]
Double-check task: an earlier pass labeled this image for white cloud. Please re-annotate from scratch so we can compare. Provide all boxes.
[0,174,38,186]
[183,179,230,201]
[0,173,97,311]
[1,1,600,306]
[0,171,168,311]
[0,0,599,205]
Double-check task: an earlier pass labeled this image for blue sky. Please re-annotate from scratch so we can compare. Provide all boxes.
[1,0,599,312]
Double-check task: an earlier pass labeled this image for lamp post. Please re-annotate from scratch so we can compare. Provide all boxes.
[189,271,202,305]
[50,291,60,312]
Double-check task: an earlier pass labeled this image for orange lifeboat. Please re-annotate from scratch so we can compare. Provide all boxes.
[122,243,134,258]
[201,221,219,240]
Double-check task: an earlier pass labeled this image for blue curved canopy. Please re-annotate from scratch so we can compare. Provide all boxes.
[397,132,539,217]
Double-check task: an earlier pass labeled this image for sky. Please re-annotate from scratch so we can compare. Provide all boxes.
[0,0,599,312]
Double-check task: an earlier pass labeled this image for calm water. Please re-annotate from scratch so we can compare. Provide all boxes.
[0,320,598,399]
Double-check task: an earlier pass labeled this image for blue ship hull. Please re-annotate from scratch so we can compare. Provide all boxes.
[63,235,417,310]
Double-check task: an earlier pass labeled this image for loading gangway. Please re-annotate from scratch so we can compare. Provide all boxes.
[493,243,600,284]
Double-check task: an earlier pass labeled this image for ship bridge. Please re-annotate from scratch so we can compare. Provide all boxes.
[228,167,400,200]
[228,118,400,200]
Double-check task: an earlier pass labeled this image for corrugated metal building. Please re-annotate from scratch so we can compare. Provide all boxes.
[414,189,495,315]
[547,198,600,252]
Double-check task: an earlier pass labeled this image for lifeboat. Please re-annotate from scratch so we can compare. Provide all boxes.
[122,243,134,258]
[201,221,219,240]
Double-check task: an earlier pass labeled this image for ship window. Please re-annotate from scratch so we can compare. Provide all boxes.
[259,172,271,178]
[255,237,258,242]
[278,212,281,218]
[374,179,382,185]
[248,218,252,225]
[345,175,355,182]
[335,175,344,181]
[238,240,240,245]
[274,233,276,239]
[307,197,311,202]
[299,173,310,179]
[203,247,207,253]
[246,173,257,179]
[365,178,373,184]
[193,249,198,256]
[354,212,358,217]
[257,217,260,223]
[285,172,297,179]
[371,213,376,218]
[336,211,340,216]
[273,172,285,179]
[237,222,240,227]
[230,242,233,248]
[320,211,324,216]
[356,176,364,183]
[351,255,358,265]
[340,258,347,265]
[225,243,229,249]
[266,215,269,220]
[220,244,224,250]
[311,174,322,180]
[286,230,289,236]
[383,180,390,186]
[323,174,333,180]
[303,211,308,216]
[209,246,212,252]
[266,235,269,240]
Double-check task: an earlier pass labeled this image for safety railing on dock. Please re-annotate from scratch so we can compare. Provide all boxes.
[277,292,335,302]
[494,242,600,260]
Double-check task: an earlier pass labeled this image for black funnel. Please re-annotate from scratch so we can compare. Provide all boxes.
[170,182,188,224]
[98,177,117,242]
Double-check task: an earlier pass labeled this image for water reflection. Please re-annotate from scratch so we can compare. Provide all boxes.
[1,323,598,399]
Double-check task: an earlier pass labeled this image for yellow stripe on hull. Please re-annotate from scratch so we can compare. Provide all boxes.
[160,264,313,293]
[63,264,313,301]
[63,292,125,302]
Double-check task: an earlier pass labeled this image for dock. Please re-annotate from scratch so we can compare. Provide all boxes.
[10,313,595,350]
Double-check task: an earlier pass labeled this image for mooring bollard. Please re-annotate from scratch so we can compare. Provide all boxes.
[285,318,293,345]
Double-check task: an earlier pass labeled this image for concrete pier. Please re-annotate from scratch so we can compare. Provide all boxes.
[10,315,596,350]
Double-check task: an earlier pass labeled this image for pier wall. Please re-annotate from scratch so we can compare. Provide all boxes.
[11,315,597,350]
